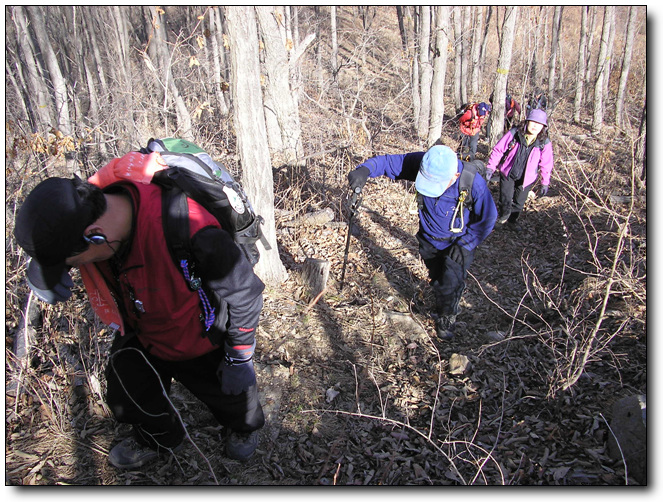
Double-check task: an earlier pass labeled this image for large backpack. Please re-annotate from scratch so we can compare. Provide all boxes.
[140,138,271,271]
[457,159,486,210]
[416,159,485,212]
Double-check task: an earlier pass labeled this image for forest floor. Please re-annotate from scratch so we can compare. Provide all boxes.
[4,100,647,486]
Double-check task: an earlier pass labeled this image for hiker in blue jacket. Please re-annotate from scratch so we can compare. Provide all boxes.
[348,145,497,340]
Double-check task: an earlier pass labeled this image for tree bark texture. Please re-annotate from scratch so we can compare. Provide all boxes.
[427,6,450,147]
[416,6,433,140]
[452,8,463,110]
[255,6,304,168]
[330,6,339,74]
[469,6,484,98]
[148,6,194,140]
[615,7,638,128]
[460,6,472,104]
[547,6,563,106]
[488,6,518,147]
[573,6,589,124]
[26,6,73,137]
[224,6,287,285]
[592,6,614,134]
[10,6,54,132]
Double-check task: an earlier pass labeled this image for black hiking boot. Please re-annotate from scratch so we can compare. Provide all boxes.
[108,437,182,469]
[496,213,510,226]
[507,220,523,233]
[434,314,457,341]
[506,213,522,233]
[226,429,259,461]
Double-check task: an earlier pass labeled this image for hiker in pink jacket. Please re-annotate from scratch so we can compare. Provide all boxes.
[484,109,554,232]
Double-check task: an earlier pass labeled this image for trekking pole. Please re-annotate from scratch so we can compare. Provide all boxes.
[339,186,362,291]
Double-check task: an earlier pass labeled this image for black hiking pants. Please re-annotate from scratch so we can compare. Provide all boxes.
[105,334,264,451]
[460,132,480,161]
[417,233,475,317]
[498,171,535,221]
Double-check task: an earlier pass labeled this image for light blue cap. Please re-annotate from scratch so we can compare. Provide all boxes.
[415,145,459,197]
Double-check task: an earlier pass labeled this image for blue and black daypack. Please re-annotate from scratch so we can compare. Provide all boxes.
[140,138,270,271]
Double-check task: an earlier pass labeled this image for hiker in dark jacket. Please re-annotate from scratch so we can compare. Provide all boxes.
[526,88,547,114]
[13,151,266,469]
[485,109,554,232]
[347,145,497,340]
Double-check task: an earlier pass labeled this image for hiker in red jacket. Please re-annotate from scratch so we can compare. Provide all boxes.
[14,154,266,469]
[504,93,522,131]
[458,102,491,161]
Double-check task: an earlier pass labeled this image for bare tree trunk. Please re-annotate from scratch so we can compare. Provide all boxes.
[460,6,471,104]
[314,6,324,91]
[615,6,638,129]
[224,6,287,286]
[148,6,194,140]
[452,7,463,109]
[478,7,492,89]
[470,6,484,98]
[255,6,304,167]
[10,6,54,131]
[584,6,598,104]
[592,6,614,134]
[530,7,544,89]
[427,5,450,146]
[5,57,34,131]
[635,97,646,184]
[547,6,563,107]
[26,6,73,136]
[113,5,130,70]
[411,7,421,122]
[83,10,110,103]
[330,6,338,74]
[602,7,616,101]
[573,6,589,124]
[209,6,229,116]
[417,6,433,140]
[488,6,518,147]
[396,6,408,55]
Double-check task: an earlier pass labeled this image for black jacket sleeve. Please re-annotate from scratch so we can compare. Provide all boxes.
[190,226,265,347]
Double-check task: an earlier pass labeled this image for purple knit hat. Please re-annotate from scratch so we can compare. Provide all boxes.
[526,109,548,126]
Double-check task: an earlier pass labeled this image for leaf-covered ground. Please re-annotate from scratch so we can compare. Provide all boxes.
[5,101,646,485]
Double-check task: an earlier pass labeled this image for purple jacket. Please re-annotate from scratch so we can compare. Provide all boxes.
[485,129,554,187]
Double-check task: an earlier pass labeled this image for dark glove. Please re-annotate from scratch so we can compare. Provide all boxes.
[348,165,370,192]
[540,185,549,196]
[447,244,467,265]
[218,342,256,395]
[27,268,74,304]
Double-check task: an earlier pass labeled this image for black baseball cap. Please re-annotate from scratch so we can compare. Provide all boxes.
[14,177,96,290]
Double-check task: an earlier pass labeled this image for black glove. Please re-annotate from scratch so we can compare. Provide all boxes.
[218,342,256,395]
[447,244,467,265]
[540,185,549,196]
[27,268,74,304]
[348,166,370,192]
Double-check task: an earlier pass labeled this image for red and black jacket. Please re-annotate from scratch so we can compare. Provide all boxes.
[92,181,264,361]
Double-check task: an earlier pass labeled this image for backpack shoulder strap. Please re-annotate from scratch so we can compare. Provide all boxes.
[161,186,191,267]
[160,185,218,333]
[459,161,477,189]
[458,161,480,207]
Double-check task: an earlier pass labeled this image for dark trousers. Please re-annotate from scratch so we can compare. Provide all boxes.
[498,172,535,221]
[105,335,265,450]
[417,233,474,317]
[460,132,480,160]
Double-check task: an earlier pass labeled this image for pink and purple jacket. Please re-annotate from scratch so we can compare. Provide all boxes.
[485,129,554,187]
